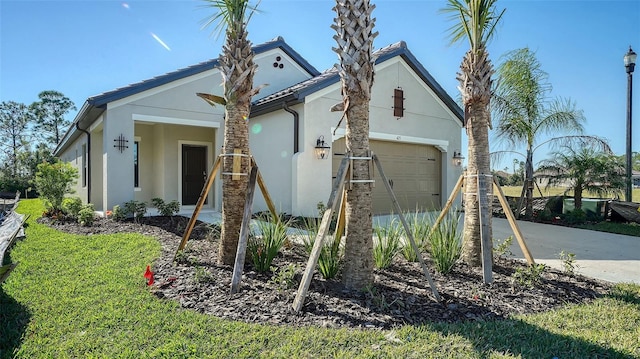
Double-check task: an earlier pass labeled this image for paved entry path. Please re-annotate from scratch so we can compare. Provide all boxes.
[493,218,640,284]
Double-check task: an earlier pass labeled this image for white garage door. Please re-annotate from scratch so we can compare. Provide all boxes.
[332,139,442,214]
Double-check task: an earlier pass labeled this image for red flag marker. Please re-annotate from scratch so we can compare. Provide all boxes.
[144,265,154,286]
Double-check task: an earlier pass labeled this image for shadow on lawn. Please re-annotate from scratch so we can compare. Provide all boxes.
[435,315,636,358]
[0,289,30,359]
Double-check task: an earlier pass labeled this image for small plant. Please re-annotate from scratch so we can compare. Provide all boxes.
[193,266,214,284]
[373,218,403,269]
[363,284,397,311]
[151,198,180,217]
[62,196,83,219]
[401,211,431,262]
[78,204,95,226]
[175,243,196,265]
[248,213,290,273]
[111,205,126,221]
[430,212,462,274]
[493,236,514,258]
[299,216,342,279]
[35,161,78,215]
[559,250,578,275]
[269,264,298,290]
[123,200,147,222]
[512,263,546,288]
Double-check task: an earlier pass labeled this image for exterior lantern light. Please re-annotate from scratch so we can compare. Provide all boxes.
[624,46,636,202]
[315,136,330,160]
[452,150,465,167]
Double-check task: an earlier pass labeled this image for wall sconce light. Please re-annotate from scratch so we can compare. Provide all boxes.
[314,136,330,159]
[452,150,464,167]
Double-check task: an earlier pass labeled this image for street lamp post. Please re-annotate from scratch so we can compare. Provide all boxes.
[624,46,636,202]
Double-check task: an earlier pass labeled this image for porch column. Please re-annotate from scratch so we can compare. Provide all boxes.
[102,110,135,212]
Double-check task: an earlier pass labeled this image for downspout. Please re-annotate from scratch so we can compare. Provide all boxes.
[75,123,91,203]
[282,102,299,154]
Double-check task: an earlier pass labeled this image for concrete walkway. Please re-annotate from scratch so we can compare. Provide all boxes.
[182,209,639,284]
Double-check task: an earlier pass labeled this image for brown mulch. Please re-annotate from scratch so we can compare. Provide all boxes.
[40,215,612,330]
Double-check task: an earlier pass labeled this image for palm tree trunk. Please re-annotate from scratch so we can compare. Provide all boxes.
[342,97,374,289]
[333,0,376,290]
[525,149,534,218]
[460,48,493,267]
[217,25,256,266]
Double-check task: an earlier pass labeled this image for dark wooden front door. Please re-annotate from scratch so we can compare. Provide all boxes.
[182,145,207,205]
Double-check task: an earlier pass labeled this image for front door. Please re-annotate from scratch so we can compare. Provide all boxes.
[182,145,207,205]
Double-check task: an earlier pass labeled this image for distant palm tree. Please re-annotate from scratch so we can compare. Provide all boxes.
[332,0,378,289]
[202,0,262,265]
[442,0,504,267]
[492,48,607,218]
[537,146,624,210]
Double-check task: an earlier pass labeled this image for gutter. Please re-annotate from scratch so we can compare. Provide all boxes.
[75,123,91,203]
[282,102,299,154]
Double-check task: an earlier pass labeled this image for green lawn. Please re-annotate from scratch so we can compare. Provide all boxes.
[1,199,639,358]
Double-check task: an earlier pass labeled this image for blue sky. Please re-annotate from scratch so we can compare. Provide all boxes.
[1,0,639,169]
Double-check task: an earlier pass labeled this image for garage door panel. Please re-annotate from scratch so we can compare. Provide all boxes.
[332,138,441,214]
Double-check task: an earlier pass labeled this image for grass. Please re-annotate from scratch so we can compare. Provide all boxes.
[1,199,639,358]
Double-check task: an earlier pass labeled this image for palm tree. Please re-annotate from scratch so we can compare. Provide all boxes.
[332,0,377,289]
[202,0,262,265]
[537,146,624,210]
[492,48,606,218]
[442,0,504,267]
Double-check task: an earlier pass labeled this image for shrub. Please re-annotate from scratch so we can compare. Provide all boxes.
[78,204,95,226]
[565,208,586,225]
[62,196,83,219]
[34,161,78,214]
[512,263,546,288]
[123,200,147,222]
[299,217,342,279]
[372,218,403,269]
[248,214,289,273]
[151,198,181,217]
[430,212,462,274]
[111,205,126,221]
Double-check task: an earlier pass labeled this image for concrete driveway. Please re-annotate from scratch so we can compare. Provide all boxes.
[493,218,640,284]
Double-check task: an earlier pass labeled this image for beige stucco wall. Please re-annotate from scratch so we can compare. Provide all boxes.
[289,57,463,217]
[88,46,314,213]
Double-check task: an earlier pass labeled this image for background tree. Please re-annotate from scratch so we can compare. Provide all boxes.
[30,90,76,148]
[0,101,33,177]
[202,0,262,265]
[491,48,607,218]
[442,0,504,267]
[537,145,624,210]
[332,0,377,289]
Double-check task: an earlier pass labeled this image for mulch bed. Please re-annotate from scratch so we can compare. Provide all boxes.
[40,215,612,330]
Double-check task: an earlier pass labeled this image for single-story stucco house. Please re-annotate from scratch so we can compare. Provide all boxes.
[54,36,463,217]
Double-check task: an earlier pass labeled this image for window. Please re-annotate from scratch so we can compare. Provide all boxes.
[134,141,139,188]
[81,144,87,187]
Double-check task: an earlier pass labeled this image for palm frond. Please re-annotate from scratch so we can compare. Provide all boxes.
[200,0,260,38]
